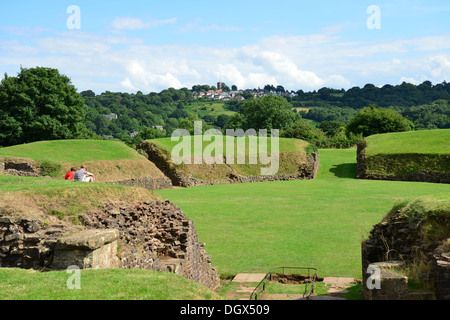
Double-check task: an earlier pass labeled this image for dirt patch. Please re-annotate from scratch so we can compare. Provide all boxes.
[270,273,324,284]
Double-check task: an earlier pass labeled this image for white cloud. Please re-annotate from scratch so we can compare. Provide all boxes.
[399,76,421,85]
[429,55,450,78]
[111,17,177,30]
[1,26,449,93]
[181,19,243,33]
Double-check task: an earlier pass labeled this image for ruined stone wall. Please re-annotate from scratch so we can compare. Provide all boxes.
[79,200,221,290]
[0,159,41,177]
[0,200,220,290]
[361,210,450,300]
[0,214,79,269]
[110,176,172,190]
[137,141,319,187]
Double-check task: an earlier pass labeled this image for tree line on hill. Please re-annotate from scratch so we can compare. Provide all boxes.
[0,67,449,149]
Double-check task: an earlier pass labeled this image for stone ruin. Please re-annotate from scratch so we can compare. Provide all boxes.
[0,200,220,291]
[361,209,450,300]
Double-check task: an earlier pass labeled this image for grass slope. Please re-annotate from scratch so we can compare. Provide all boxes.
[0,140,143,163]
[0,139,165,182]
[0,174,161,218]
[157,148,450,279]
[365,129,450,156]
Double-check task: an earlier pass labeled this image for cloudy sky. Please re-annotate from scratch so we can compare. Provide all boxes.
[1,0,449,93]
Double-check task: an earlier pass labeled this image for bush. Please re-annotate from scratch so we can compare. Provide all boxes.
[346,105,414,137]
[282,121,328,148]
[39,161,62,177]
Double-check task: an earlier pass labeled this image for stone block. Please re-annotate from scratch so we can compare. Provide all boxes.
[56,229,119,250]
[365,269,408,300]
[52,229,120,270]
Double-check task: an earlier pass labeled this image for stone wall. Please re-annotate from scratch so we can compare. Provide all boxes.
[52,229,120,269]
[0,214,79,269]
[110,176,173,190]
[79,200,220,290]
[0,200,220,290]
[137,141,320,188]
[361,209,450,300]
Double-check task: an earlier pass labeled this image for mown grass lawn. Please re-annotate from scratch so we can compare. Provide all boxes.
[364,129,450,156]
[0,268,221,300]
[0,139,143,164]
[157,148,450,279]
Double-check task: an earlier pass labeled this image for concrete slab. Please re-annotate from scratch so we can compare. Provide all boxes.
[232,273,267,283]
[323,277,358,285]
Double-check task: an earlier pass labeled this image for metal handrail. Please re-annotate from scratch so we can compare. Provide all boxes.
[249,267,318,300]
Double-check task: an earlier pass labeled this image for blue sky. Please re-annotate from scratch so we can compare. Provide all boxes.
[1,0,449,93]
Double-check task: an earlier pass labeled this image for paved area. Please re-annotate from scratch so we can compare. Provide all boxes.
[232,273,267,283]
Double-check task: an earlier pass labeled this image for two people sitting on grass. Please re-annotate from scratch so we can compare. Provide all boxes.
[70,165,95,183]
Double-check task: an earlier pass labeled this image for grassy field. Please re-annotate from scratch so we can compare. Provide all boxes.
[0,140,143,163]
[1,141,448,299]
[157,148,450,279]
[0,268,221,300]
[185,101,236,118]
[365,129,450,156]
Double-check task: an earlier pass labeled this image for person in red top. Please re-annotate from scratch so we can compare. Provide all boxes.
[65,167,76,180]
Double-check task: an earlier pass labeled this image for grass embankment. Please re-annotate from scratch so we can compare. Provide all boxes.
[384,196,450,243]
[0,268,221,300]
[157,148,450,279]
[0,174,161,219]
[363,129,450,176]
[150,136,313,181]
[0,139,165,182]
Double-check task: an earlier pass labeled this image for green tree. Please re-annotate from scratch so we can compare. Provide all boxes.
[0,67,87,146]
[131,127,166,145]
[241,95,296,131]
[282,120,328,147]
[346,105,414,137]
[319,121,344,137]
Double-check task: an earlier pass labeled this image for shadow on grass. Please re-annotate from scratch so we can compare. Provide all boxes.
[329,163,357,179]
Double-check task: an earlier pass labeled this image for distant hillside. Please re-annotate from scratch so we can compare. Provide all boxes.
[81,81,450,142]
